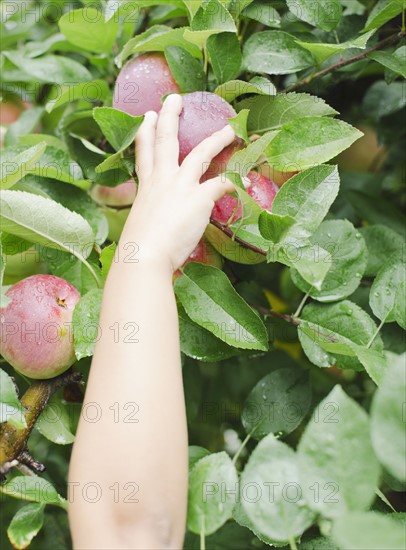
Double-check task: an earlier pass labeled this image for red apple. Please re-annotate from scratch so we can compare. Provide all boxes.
[211,171,279,224]
[90,178,137,207]
[173,237,222,280]
[113,53,180,116]
[178,91,241,169]
[0,275,80,379]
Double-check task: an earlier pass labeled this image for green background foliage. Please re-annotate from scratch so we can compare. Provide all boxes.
[0,0,405,549]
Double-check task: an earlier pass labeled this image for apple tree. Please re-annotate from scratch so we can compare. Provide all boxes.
[0,1,405,549]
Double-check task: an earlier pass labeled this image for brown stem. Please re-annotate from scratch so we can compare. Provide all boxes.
[251,303,338,343]
[250,303,300,326]
[209,218,267,256]
[285,30,406,93]
[0,369,82,475]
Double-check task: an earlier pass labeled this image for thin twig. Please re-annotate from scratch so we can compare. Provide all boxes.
[209,218,267,256]
[285,30,406,93]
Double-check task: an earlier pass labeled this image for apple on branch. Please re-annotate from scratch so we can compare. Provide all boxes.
[113,53,180,116]
[0,275,80,380]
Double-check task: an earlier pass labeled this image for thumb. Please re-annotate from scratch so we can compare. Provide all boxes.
[200,175,236,202]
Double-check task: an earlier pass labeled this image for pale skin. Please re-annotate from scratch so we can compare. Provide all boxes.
[68,93,236,549]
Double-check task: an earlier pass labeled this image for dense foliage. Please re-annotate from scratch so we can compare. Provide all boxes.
[0,1,405,549]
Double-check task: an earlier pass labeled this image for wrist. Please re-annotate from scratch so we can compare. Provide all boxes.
[113,236,174,276]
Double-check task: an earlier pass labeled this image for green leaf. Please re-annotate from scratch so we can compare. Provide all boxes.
[371,355,406,481]
[259,165,340,244]
[0,143,46,190]
[237,93,338,134]
[189,445,210,470]
[4,51,92,84]
[207,32,242,84]
[267,240,332,290]
[7,503,45,549]
[215,78,276,103]
[363,81,406,121]
[241,1,281,27]
[258,214,296,244]
[0,191,95,264]
[19,134,68,153]
[72,289,103,360]
[93,107,144,152]
[332,512,406,550]
[228,109,250,143]
[36,395,75,445]
[164,45,205,93]
[298,535,338,549]
[233,501,287,547]
[46,252,102,295]
[291,220,368,302]
[368,46,406,79]
[286,0,342,31]
[226,131,277,176]
[298,386,380,518]
[182,0,204,19]
[100,243,117,279]
[0,368,26,429]
[59,8,119,53]
[105,0,184,22]
[116,25,202,67]
[266,118,363,171]
[370,261,406,328]
[17,177,108,246]
[1,144,89,189]
[187,452,238,535]
[178,303,240,362]
[242,31,314,75]
[296,30,376,65]
[0,475,67,509]
[45,80,110,113]
[298,300,384,371]
[363,0,405,31]
[241,434,316,542]
[174,263,269,351]
[184,0,237,48]
[242,368,312,439]
[360,224,405,277]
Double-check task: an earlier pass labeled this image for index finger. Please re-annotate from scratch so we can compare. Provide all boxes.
[154,94,183,171]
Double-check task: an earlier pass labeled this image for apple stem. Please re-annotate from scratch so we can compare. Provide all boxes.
[286,30,406,93]
[0,369,82,477]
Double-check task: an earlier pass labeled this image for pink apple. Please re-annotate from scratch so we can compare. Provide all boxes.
[90,178,137,207]
[113,53,180,116]
[0,275,80,379]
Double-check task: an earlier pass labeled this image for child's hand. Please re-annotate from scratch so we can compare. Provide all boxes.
[126,93,236,272]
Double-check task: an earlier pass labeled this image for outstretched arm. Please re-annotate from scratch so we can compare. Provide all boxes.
[68,94,235,550]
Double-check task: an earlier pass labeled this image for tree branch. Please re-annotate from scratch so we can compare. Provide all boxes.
[0,369,82,476]
[285,30,406,93]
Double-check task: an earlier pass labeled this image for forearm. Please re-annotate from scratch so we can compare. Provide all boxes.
[68,227,188,548]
